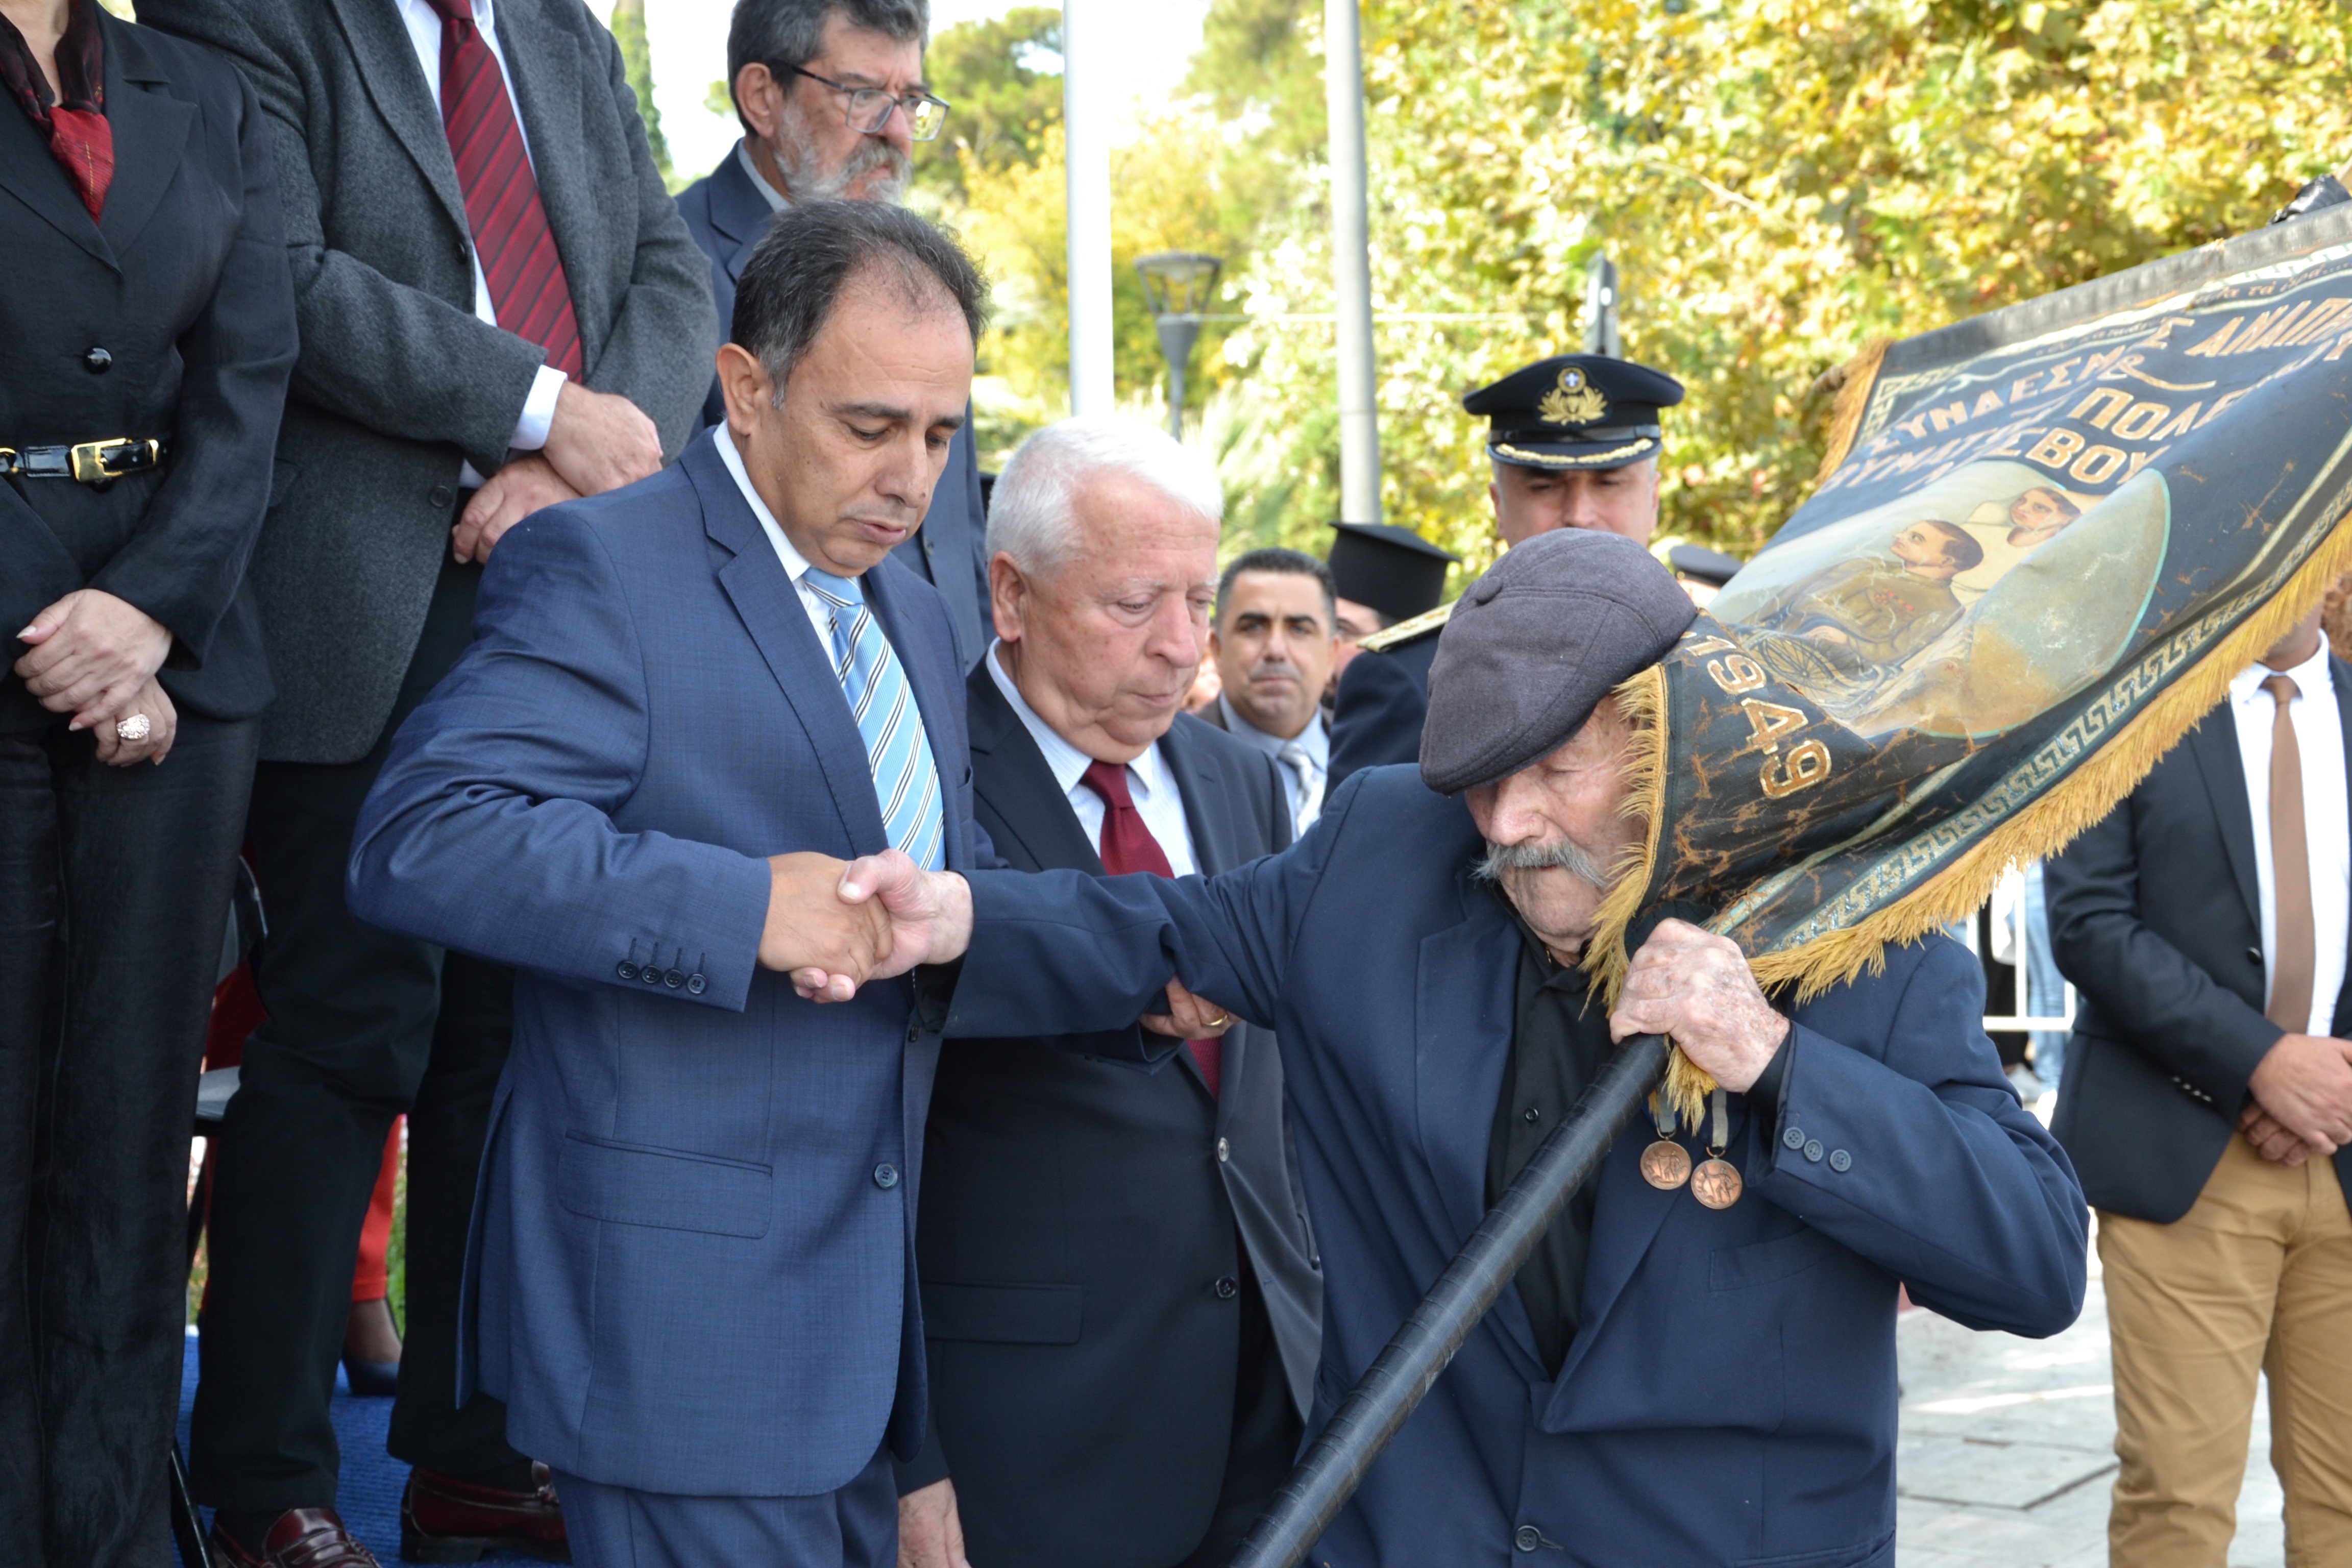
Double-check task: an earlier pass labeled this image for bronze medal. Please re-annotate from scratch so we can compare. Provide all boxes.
[1640,1139,1692,1189]
[1689,1087,1743,1209]
[1690,1157,1744,1209]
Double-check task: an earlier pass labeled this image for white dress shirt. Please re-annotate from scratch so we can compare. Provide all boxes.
[715,426,837,650]
[2229,641,2350,1036]
[396,0,567,488]
[738,138,791,211]
[986,645,1199,874]
[1216,693,1329,835]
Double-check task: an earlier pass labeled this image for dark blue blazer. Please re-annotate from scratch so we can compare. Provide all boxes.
[346,430,1093,1497]
[2045,665,2352,1221]
[1327,632,1437,789]
[673,145,993,668]
[945,767,2089,1567]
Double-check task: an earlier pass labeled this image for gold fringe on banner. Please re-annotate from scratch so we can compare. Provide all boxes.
[1585,509,2352,1128]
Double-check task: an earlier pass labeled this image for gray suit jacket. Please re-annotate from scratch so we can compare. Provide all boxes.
[143,0,715,762]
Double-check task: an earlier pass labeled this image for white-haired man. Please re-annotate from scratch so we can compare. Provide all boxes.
[895,417,1322,1568]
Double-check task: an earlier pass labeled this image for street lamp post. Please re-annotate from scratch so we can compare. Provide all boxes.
[1135,251,1224,440]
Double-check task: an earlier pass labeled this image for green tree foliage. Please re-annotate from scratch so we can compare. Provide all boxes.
[916,6,1066,204]
[608,0,676,190]
[1228,0,2352,580]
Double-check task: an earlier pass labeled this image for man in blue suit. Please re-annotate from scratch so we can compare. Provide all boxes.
[815,529,2090,1567]
[675,0,993,668]
[347,203,1096,1567]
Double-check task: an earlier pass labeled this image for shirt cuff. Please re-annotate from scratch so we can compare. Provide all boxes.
[510,364,568,452]
[1744,1023,1796,1122]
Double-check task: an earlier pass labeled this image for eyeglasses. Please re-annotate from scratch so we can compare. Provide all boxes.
[784,65,950,142]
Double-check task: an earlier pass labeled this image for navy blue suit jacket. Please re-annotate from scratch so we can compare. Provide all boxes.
[346,431,1117,1497]
[1327,633,1437,789]
[945,767,2088,1567]
[673,146,992,668]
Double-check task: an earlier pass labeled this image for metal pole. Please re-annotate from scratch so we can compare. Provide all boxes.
[1228,1034,1672,1568]
[1324,0,1380,523]
[1168,357,1187,440]
[1062,0,1114,416]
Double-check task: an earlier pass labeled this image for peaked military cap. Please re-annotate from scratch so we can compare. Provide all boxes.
[1328,522,1459,625]
[1463,353,1684,471]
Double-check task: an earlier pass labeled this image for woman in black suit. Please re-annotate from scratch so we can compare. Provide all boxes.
[0,0,294,1561]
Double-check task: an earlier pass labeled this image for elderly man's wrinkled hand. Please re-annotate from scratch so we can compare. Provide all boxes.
[761,851,890,998]
[1142,978,1237,1039]
[1608,918,1788,1092]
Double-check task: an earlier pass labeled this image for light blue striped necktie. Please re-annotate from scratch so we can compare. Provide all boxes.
[801,568,946,871]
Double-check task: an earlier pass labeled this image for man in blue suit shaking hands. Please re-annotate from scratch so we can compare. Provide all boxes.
[811,530,2090,1568]
[348,202,1064,1568]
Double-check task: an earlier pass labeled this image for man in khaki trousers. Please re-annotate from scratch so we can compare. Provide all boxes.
[2047,605,2352,1566]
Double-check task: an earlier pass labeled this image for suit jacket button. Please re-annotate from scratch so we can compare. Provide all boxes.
[641,966,662,985]
[687,972,706,994]
[1804,1139,1825,1163]
[663,968,684,988]
[429,484,455,509]
[1217,1137,1231,1163]
[1513,1525,1542,1552]
[1213,1276,1238,1300]
[1782,1125,1806,1150]
[2248,947,2263,965]
[1829,1148,1852,1172]
[874,1163,900,1189]
[83,346,111,373]
[616,962,639,981]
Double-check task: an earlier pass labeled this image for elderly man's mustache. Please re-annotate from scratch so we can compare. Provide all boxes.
[1473,836,1612,890]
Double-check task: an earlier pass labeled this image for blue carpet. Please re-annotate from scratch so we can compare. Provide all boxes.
[175,1328,406,1565]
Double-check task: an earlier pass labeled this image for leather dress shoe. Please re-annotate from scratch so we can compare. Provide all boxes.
[209,1508,382,1567]
[401,1462,570,1563]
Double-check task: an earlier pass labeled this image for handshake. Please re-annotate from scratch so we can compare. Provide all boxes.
[759,850,972,1001]
[756,851,1240,1039]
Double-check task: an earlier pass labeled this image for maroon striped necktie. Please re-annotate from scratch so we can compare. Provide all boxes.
[427,0,582,378]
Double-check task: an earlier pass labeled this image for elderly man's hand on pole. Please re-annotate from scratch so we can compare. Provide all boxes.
[1609,918,1790,1091]
[790,849,975,1000]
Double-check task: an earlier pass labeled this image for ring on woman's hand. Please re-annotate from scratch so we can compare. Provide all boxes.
[1205,1012,1231,1028]
[115,713,151,743]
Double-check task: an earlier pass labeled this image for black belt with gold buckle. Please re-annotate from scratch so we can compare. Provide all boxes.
[0,436,170,485]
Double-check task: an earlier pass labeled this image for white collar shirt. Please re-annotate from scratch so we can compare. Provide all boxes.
[1216,693,1329,834]
[737,138,792,211]
[987,645,1198,875]
[395,0,567,485]
[716,425,837,652]
[2228,642,2350,1036]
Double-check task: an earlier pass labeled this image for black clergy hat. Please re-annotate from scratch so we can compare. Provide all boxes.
[1667,543,1743,588]
[1462,353,1684,471]
[1327,522,1459,624]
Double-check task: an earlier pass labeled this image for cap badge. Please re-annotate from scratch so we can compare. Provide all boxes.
[1537,368,1607,427]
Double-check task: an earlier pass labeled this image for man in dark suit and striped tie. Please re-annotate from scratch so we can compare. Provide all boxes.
[351,201,1038,1568]
[141,0,713,1560]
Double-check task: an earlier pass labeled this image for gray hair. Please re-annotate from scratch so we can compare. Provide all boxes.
[728,0,929,131]
[731,200,987,393]
[987,417,1224,576]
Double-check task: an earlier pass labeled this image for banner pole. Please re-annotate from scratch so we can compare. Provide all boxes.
[1228,1033,1672,1568]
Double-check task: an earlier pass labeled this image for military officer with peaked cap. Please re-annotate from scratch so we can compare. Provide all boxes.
[1329,353,1684,788]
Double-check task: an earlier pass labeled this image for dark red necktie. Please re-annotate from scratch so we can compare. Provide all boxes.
[427,0,582,378]
[1081,760,1219,1095]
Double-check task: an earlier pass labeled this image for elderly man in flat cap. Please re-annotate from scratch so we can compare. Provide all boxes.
[1330,353,1687,790]
[794,530,2086,1567]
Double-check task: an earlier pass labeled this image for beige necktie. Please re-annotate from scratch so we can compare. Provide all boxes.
[2263,674,2315,1033]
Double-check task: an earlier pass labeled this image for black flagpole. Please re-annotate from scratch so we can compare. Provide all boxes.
[1227,1032,1672,1568]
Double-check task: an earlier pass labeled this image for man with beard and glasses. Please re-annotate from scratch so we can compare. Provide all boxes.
[790,526,2088,1567]
[676,1,995,671]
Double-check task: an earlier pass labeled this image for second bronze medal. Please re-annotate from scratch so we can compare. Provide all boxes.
[1640,1093,1690,1190]
[1690,1087,1743,1210]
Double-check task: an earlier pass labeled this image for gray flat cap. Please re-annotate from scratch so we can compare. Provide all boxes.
[1420,530,1695,794]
